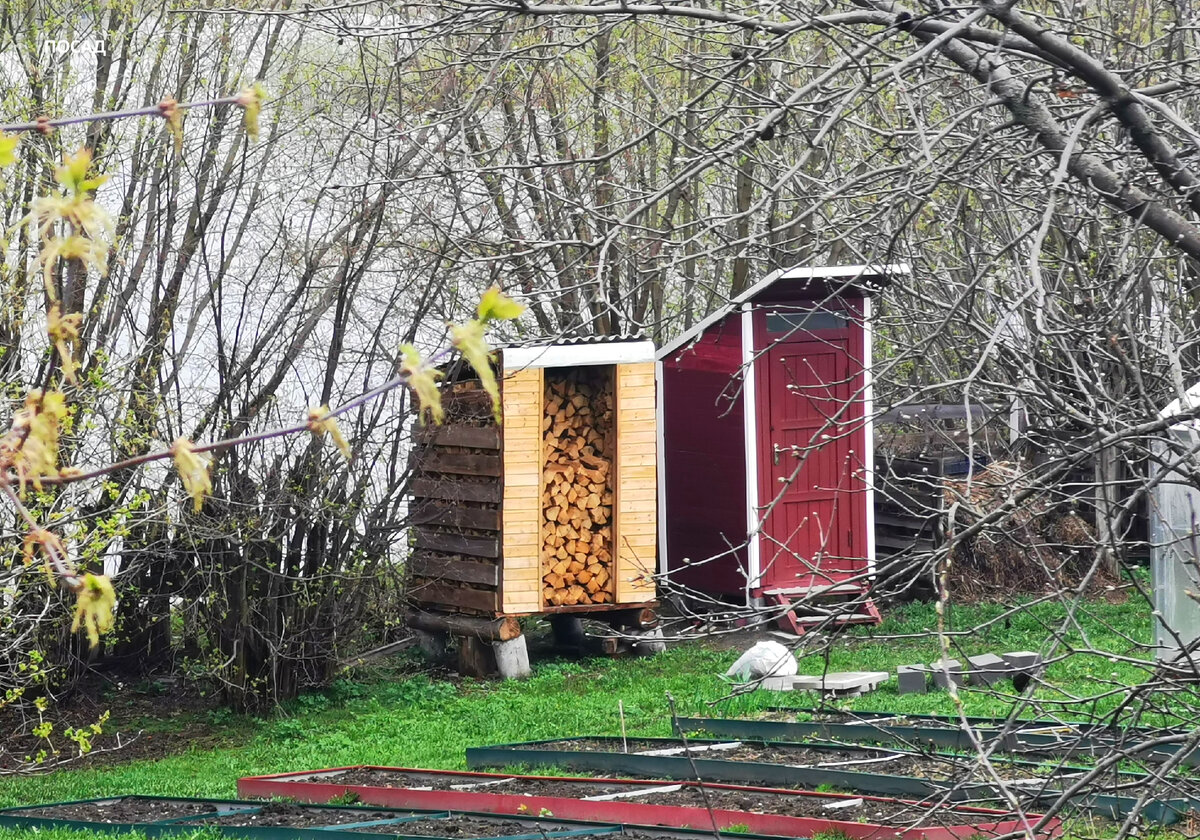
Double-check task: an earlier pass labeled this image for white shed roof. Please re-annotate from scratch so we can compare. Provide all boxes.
[502,339,656,370]
[657,263,910,359]
[1160,382,1200,428]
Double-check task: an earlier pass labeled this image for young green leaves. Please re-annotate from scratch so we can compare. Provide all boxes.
[71,573,116,649]
[0,389,69,496]
[308,405,352,459]
[449,285,526,423]
[477,285,526,322]
[158,98,184,155]
[0,132,17,168]
[400,344,445,425]
[47,303,83,385]
[170,438,213,513]
[236,84,266,142]
[23,147,113,302]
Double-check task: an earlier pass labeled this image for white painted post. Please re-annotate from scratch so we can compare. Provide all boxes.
[493,634,532,679]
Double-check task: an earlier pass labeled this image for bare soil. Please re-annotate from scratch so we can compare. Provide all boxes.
[321,768,1041,825]
[612,786,1003,825]
[352,816,550,836]
[330,768,655,798]
[520,738,998,781]
[319,768,1020,826]
[180,801,419,828]
[12,796,224,823]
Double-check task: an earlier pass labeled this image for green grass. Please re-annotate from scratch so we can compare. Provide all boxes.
[0,595,1167,839]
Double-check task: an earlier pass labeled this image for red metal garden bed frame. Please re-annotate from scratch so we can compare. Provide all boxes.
[237,766,1061,840]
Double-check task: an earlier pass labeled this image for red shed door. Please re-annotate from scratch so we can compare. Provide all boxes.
[758,332,861,591]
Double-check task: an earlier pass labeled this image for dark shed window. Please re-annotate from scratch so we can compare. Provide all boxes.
[765,310,848,333]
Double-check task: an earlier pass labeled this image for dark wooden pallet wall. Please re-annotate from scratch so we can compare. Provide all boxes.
[875,456,941,556]
[406,389,504,615]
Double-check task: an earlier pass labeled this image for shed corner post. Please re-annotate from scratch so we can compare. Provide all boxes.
[862,294,877,581]
[740,302,762,605]
[656,357,668,583]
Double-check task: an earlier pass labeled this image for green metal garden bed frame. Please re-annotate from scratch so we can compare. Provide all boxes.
[0,796,621,839]
[464,736,1193,824]
[676,715,1200,766]
[755,708,1199,766]
[0,795,803,840]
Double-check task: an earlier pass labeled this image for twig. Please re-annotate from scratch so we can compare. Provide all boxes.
[619,700,628,754]
[0,95,243,134]
[665,691,721,840]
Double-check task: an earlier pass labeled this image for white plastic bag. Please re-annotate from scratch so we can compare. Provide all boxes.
[724,640,798,681]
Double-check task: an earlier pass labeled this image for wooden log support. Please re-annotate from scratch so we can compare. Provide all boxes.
[405,610,521,641]
[599,607,659,630]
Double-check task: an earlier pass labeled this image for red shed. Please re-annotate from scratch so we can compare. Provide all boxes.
[656,264,904,631]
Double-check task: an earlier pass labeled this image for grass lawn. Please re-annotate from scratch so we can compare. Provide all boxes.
[0,593,1169,839]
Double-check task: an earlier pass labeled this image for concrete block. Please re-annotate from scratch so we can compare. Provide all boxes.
[967,653,1008,686]
[760,675,798,692]
[792,671,889,696]
[929,658,964,688]
[1002,651,1042,671]
[897,665,929,694]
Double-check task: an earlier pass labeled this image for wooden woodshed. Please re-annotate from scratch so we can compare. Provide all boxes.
[656,265,904,632]
[405,338,659,675]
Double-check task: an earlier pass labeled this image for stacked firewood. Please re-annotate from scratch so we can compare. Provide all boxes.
[540,371,615,606]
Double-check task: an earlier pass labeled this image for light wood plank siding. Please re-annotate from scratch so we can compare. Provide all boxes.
[501,367,544,613]
[614,362,658,603]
